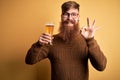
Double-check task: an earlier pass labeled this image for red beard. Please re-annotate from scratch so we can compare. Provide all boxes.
[58,20,80,42]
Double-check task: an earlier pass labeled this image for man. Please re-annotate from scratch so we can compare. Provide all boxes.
[25,1,107,80]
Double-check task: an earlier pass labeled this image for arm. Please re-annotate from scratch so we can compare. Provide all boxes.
[81,18,107,71]
[25,41,50,65]
[87,38,107,71]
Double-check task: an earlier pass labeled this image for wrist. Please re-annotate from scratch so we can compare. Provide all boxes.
[86,37,94,41]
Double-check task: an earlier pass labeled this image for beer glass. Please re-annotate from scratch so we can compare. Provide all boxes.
[45,23,54,45]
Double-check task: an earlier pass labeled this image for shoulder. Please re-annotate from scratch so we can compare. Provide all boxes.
[53,34,61,39]
[52,34,62,42]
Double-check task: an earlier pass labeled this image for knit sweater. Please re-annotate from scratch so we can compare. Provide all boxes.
[25,33,107,80]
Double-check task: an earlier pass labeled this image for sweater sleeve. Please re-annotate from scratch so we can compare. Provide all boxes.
[25,41,50,65]
[87,38,107,71]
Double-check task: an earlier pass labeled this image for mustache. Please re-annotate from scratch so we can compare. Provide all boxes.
[62,20,75,24]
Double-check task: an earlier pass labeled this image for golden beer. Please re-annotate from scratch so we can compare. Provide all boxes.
[45,23,54,45]
[45,23,54,35]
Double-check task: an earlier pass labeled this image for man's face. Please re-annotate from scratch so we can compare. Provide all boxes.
[61,8,79,29]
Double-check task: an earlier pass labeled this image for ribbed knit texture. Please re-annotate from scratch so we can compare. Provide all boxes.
[25,34,107,80]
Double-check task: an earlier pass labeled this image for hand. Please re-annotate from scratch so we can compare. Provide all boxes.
[39,33,53,45]
[81,18,99,39]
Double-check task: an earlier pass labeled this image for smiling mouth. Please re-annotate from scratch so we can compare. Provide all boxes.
[68,21,74,24]
[66,20,74,24]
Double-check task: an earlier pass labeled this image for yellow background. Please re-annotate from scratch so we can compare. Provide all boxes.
[0,0,120,80]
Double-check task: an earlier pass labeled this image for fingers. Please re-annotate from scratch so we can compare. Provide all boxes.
[92,19,95,28]
[81,26,88,31]
[41,33,52,40]
[87,17,96,28]
[39,33,53,45]
[81,26,85,32]
[87,17,90,27]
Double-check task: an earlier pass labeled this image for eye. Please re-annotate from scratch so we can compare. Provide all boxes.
[71,13,78,17]
[63,13,68,16]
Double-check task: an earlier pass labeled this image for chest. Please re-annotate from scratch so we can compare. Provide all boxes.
[48,37,88,63]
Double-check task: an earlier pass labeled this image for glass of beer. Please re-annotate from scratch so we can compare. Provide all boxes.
[45,23,54,45]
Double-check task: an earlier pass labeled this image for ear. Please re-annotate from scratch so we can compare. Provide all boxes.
[61,14,63,18]
[61,14,64,21]
[77,14,80,21]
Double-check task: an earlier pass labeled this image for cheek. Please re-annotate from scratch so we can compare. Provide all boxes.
[62,17,67,21]
[74,18,79,24]
[75,15,80,23]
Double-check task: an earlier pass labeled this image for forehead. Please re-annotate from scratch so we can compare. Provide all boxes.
[66,8,79,13]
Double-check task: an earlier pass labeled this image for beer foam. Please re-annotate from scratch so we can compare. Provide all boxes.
[45,23,54,26]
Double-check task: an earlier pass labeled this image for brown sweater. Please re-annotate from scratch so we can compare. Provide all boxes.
[25,34,107,80]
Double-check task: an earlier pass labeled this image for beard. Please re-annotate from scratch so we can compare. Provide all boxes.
[58,19,80,42]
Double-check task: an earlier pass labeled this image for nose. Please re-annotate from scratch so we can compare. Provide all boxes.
[68,15,73,20]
